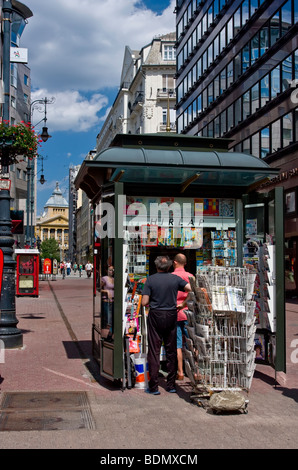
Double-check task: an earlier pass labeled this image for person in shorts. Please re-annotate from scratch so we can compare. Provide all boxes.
[172,253,194,381]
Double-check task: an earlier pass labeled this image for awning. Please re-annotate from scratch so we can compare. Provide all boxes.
[75,134,280,200]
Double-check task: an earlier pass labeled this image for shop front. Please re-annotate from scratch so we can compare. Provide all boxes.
[75,133,285,389]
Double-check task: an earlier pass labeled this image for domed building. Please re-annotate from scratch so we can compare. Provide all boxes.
[35,183,69,259]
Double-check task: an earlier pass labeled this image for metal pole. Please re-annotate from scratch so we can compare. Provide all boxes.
[26,97,54,246]
[30,159,34,245]
[25,158,31,245]
[2,1,12,123]
[0,1,23,348]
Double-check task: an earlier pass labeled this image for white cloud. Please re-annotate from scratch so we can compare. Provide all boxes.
[31,88,108,132]
[22,0,176,92]
[22,0,175,133]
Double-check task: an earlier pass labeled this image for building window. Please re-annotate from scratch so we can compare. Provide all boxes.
[261,127,270,158]
[243,138,251,155]
[251,35,259,65]
[162,74,175,93]
[242,0,249,26]
[10,63,17,88]
[281,0,292,35]
[162,109,167,125]
[260,26,269,55]
[260,75,269,106]
[24,74,29,86]
[271,119,281,152]
[251,132,260,158]
[242,44,250,73]
[251,83,259,114]
[282,113,293,147]
[271,66,280,98]
[270,12,280,46]
[163,45,176,61]
[235,97,242,126]
[234,7,241,35]
[282,55,292,90]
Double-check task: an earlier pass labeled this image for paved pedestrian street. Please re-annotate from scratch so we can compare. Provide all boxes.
[0,276,298,450]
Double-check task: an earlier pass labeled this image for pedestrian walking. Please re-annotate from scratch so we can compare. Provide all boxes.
[66,261,71,276]
[60,261,65,279]
[78,264,83,277]
[85,261,93,278]
[141,255,191,395]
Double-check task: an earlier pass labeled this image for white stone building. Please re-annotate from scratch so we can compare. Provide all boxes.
[96,32,176,151]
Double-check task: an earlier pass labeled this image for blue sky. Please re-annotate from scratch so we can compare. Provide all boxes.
[21,0,176,214]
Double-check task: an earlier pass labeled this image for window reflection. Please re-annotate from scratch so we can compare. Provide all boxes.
[242,91,250,120]
[251,35,259,65]
[19,255,34,274]
[282,55,292,90]
[242,0,249,25]
[251,83,259,114]
[282,113,293,147]
[251,133,260,158]
[271,120,281,152]
[260,75,269,106]
[177,1,297,139]
[270,12,280,46]
[242,45,250,73]
[260,26,269,55]
[271,66,280,98]
[261,127,270,158]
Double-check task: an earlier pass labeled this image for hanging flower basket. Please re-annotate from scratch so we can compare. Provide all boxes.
[0,120,42,165]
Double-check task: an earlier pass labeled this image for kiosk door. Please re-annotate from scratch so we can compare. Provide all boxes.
[93,182,125,382]
[16,250,39,297]
[242,187,285,373]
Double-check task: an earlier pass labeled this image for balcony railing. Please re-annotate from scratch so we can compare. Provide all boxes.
[158,122,176,132]
[156,88,176,99]
[129,92,144,114]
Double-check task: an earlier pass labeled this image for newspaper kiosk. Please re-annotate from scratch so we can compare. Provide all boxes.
[75,133,285,389]
[15,248,39,297]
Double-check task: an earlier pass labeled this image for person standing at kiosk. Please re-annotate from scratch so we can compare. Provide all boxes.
[141,256,191,395]
[172,253,194,381]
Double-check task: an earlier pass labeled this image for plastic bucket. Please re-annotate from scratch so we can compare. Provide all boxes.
[133,353,149,389]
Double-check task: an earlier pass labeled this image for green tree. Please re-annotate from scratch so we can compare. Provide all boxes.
[40,238,60,261]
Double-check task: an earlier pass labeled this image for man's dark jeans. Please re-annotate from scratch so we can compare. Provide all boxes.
[147,308,177,392]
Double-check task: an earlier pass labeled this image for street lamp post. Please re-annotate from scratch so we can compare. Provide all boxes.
[26,97,54,246]
[0,0,23,348]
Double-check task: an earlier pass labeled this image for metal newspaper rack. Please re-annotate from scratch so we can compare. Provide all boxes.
[184,266,257,411]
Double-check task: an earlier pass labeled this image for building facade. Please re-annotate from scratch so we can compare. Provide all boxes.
[175,0,298,293]
[68,165,80,263]
[0,0,33,246]
[96,32,177,150]
[72,151,96,266]
[35,183,69,261]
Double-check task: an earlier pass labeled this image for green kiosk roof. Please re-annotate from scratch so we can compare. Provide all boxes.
[75,134,280,200]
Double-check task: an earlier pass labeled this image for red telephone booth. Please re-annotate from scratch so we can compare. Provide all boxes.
[15,249,39,297]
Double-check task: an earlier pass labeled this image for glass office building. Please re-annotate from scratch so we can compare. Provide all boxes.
[176,0,298,294]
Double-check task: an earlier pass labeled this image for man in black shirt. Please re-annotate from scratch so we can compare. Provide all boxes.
[142,255,191,395]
